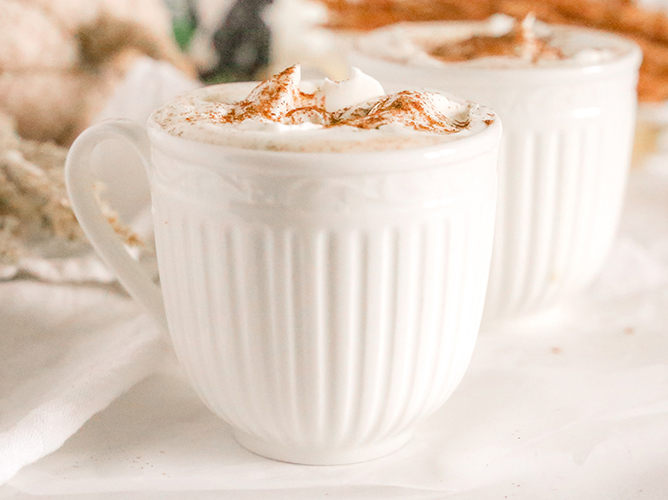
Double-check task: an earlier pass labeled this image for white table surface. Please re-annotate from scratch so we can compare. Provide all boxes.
[2,162,668,500]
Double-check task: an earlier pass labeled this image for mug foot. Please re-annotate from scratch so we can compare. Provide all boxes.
[232,428,414,465]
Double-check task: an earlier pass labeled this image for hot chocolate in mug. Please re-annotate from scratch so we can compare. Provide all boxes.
[352,19,642,322]
[65,72,501,465]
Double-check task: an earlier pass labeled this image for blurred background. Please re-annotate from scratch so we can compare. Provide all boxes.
[2,0,668,265]
[172,0,668,98]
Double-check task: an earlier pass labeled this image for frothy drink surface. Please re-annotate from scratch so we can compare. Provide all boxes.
[356,14,624,68]
[429,15,566,64]
[150,66,495,153]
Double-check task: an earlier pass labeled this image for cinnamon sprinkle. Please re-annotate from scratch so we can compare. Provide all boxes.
[207,65,474,134]
[334,91,471,132]
[429,14,566,63]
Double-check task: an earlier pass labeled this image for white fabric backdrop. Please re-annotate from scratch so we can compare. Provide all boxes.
[2,160,668,500]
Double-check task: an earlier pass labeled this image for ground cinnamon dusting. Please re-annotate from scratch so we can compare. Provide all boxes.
[429,16,566,63]
[338,91,471,133]
[207,66,472,134]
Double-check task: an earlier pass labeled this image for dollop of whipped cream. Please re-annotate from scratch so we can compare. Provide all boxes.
[181,65,476,134]
[319,67,385,113]
[151,65,495,152]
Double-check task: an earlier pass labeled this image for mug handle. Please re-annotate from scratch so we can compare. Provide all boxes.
[65,120,168,331]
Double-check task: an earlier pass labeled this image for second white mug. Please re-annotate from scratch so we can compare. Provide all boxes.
[352,21,642,322]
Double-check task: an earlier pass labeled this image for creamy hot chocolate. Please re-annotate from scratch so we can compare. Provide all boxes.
[150,65,495,153]
[355,14,619,68]
[429,14,566,64]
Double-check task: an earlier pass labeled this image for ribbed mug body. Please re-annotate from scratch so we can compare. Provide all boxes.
[146,126,500,464]
[464,71,639,320]
[351,25,642,321]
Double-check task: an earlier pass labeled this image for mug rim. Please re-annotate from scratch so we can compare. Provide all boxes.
[146,112,502,175]
[351,21,643,82]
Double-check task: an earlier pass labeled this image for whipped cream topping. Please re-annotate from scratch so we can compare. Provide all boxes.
[319,67,385,113]
[355,14,620,68]
[429,14,565,64]
[151,65,495,152]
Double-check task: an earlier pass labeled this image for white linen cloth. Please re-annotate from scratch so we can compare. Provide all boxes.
[0,162,667,498]
[0,281,167,484]
[0,57,196,485]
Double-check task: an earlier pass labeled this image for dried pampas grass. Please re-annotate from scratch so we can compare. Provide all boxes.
[0,112,140,266]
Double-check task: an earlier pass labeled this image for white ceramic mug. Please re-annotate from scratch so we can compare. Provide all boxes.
[65,88,501,464]
[351,23,642,322]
